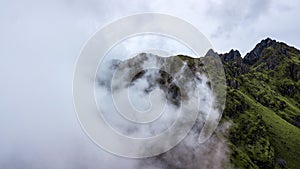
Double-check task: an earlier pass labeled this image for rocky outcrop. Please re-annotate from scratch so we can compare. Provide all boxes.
[220,49,242,63]
[243,38,277,65]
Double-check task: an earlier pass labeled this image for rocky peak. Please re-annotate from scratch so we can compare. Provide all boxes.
[219,50,248,86]
[243,37,277,65]
[219,49,242,63]
[205,49,220,58]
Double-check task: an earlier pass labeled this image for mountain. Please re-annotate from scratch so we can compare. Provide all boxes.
[164,38,300,168]
[106,38,300,169]
[220,38,300,169]
[99,52,230,169]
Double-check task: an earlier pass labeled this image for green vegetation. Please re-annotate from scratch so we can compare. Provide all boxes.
[221,39,300,169]
[171,39,300,168]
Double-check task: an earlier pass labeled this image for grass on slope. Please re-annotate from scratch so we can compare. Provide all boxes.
[228,89,300,169]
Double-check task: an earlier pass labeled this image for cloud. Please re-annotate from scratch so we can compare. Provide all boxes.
[206,0,271,38]
[0,0,300,168]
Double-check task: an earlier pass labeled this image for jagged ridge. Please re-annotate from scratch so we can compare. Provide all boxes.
[220,38,300,169]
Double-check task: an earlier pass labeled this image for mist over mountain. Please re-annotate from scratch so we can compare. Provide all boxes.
[104,38,300,169]
[183,37,300,169]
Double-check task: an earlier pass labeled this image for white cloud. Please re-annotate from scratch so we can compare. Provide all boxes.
[0,0,299,168]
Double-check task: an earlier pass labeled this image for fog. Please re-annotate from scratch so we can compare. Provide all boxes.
[1,0,298,168]
[94,52,230,168]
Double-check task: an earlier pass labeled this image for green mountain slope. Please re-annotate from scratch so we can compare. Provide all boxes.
[115,38,299,169]
[220,38,300,169]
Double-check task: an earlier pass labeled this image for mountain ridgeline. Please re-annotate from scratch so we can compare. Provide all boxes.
[179,38,300,169]
[111,38,300,169]
[145,38,300,169]
[146,38,300,169]
[219,38,300,169]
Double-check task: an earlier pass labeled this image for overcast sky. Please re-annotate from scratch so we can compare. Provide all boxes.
[0,0,300,168]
